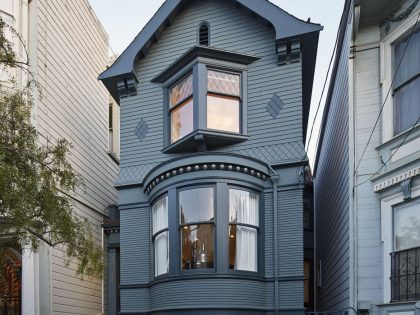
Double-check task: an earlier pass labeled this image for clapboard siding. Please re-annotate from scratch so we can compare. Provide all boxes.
[353,25,382,302]
[315,4,352,311]
[120,205,151,285]
[119,0,304,175]
[30,0,118,314]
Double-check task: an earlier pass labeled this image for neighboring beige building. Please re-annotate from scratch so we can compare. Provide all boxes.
[0,0,118,314]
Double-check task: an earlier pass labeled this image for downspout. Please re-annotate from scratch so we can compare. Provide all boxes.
[271,172,279,315]
[313,178,317,313]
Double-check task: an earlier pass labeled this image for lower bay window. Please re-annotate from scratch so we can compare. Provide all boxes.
[151,183,261,277]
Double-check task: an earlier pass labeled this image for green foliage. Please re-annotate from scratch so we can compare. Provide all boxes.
[0,17,104,279]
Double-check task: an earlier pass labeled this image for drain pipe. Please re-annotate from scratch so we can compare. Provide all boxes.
[271,172,279,315]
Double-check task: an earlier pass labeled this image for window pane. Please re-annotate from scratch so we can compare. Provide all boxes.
[169,73,193,107]
[171,98,193,143]
[394,28,420,87]
[207,70,240,96]
[154,231,169,276]
[207,94,240,133]
[152,196,168,234]
[229,189,259,226]
[229,225,257,271]
[394,78,420,135]
[180,187,214,224]
[394,199,420,251]
[181,224,214,270]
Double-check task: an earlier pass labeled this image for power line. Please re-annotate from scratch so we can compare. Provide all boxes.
[354,12,420,175]
[354,114,420,188]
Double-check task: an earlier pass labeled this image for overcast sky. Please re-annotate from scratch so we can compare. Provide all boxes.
[89,0,345,166]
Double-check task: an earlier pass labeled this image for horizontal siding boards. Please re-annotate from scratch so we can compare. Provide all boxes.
[149,279,266,311]
[120,205,151,285]
[119,0,304,179]
[33,0,118,314]
[279,281,304,310]
[120,288,150,313]
[315,12,351,312]
[354,26,382,302]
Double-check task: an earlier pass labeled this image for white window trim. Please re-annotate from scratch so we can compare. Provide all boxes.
[380,8,420,143]
[381,183,420,303]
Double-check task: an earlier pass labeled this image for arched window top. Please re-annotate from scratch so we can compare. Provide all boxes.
[198,22,210,46]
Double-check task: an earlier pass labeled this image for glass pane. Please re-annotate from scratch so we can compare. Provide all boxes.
[181,224,214,270]
[207,94,240,133]
[180,187,214,224]
[394,78,420,135]
[171,98,193,143]
[394,199,420,251]
[152,196,168,234]
[229,189,259,226]
[394,28,420,87]
[229,225,257,271]
[154,231,169,276]
[207,70,240,96]
[169,73,193,107]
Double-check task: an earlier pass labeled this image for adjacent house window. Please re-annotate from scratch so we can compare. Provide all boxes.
[180,187,215,270]
[393,27,420,135]
[152,196,169,276]
[393,198,420,251]
[169,73,194,143]
[228,189,259,272]
[108,99,120,160]
[207,70,241,133]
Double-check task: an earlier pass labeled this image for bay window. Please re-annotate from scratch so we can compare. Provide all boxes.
[152,46,258,152]
[152,196,169,276]
[151,183,261,278]
[393,27,420,135]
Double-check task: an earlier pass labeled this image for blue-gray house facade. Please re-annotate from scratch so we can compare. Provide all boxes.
[100,1,322,314]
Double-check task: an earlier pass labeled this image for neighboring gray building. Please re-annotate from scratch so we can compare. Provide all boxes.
[99,0,322,314]
[314,0,420,314]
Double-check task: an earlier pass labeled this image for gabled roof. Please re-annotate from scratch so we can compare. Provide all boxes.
[99,0,323,104]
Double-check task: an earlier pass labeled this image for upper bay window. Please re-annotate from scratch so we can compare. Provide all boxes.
[152,46,259,153]
[393,27,420,135]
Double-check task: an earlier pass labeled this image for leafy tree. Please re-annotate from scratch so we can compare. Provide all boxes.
[0,17,103,279]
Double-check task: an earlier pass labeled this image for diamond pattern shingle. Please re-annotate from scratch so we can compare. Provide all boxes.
[266,93,285,119]
[134,119,149,142]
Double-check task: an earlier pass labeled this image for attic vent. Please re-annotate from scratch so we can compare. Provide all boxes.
[198,22,209,46]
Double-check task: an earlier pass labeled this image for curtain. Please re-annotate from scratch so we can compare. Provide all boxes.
[229,189,259,272]
[153,196,168,276]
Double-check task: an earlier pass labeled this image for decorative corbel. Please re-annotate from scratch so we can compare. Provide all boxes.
[277,38,301,66]
[116,74,138,99]
[401,178,412,200]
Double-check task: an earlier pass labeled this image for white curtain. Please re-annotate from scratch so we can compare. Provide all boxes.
[152,196,169,276]
[229,189,259,272]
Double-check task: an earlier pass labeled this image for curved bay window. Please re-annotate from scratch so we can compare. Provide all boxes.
[170,73,193,143]
[152,196,169,276]
[180,187,215,270]
[229,189,259,272]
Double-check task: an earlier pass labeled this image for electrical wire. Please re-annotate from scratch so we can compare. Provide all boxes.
[354,114,420,188]
[353,12,420,175]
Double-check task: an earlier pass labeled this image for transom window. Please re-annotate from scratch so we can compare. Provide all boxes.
[393,27,420,135]
[393,198,420,252]
[151,183,260,277]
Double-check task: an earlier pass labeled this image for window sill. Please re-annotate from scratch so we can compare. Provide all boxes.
[162,129,249,154]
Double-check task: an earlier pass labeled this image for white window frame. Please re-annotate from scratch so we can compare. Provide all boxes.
[380,9,420,143]
[381,183,420,302]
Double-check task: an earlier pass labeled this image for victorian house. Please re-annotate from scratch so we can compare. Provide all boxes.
[314,0,420,314]
[99,0,322,314]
